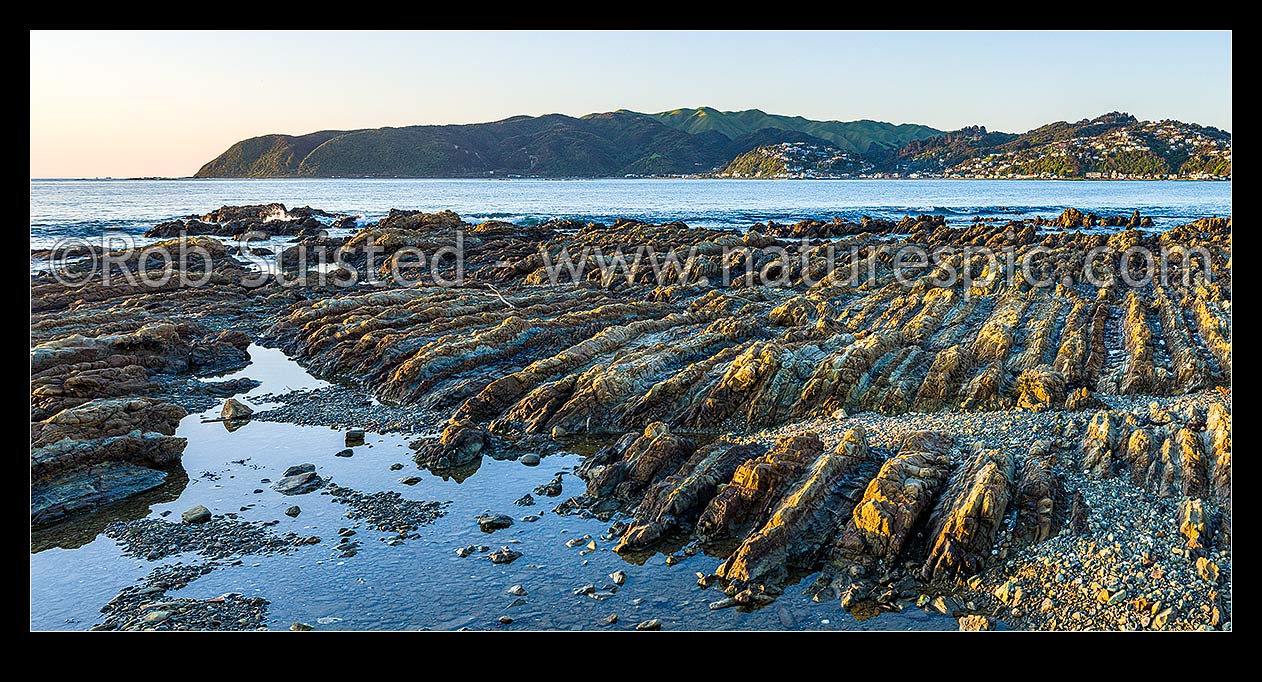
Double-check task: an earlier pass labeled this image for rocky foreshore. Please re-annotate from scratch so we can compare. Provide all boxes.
[31,204,1231,630]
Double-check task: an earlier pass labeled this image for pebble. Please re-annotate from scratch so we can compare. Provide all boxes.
[489,547,522,564]
[993,579,1021,606]
[520,453,541,466]
[284,506,301,518]
[326,483,445,539]
[609,570,627,585]
[290,622,314,631]
[335,449,354,458]
[958,615,992,631]
[635,619,662,631]
[507,585,528,597]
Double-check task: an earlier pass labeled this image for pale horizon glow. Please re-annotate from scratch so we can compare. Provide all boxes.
[30,30,1232,178]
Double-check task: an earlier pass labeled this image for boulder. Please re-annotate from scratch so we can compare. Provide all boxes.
[221,399,254,421]
[273,470,326,496]
[181,504,212,524]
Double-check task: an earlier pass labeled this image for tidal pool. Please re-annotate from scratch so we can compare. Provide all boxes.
[30,346,954,631]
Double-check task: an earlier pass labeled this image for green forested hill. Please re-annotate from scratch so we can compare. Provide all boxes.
[645,107,941,154]
[195,108,939,178]
[198,112,742,178]
[194,109,1230,179]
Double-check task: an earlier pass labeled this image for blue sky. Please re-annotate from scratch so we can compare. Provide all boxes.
[30,30,1231,177]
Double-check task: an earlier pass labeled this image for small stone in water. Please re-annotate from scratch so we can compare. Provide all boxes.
[181,505,211,525]
[477,514,514,532]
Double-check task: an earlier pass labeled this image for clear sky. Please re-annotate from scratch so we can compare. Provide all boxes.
[30,30,1232,178]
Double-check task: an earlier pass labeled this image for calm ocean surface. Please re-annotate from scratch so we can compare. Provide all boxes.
[30,178,1231,249]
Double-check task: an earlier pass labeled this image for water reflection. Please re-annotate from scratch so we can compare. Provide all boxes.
[426,457,482,483]
[31,343,958,631]
[31,469,189,553]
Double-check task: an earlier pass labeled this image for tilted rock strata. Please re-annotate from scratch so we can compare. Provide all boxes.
[921,448,1014,581]
[1079,405,1230,503]
[716,426,874,590]
[615,441,764,553]
[695,433,824,544]
[822,431,954,582]
[267,213,1231,443]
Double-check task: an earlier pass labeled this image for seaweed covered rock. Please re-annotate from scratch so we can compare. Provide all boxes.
[1081,410,1123,477]
[830,433,952,570]
[1081,404,1229,500]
